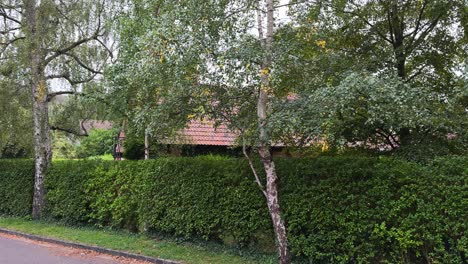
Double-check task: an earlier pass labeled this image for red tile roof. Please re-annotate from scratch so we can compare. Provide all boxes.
[80,120,113,134]
[172,120,239,146]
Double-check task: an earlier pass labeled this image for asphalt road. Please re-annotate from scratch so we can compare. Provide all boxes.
[0,234,142,264]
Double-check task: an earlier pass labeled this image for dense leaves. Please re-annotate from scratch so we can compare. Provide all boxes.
[0,160,34,216]
[1,156,466,262]
[76,129,117,158]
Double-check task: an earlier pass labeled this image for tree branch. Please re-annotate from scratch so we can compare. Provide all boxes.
[47,72,99,86]
[44,34,97,65]
[0,35,25,56]
[0,3,22,10]
[0,26,20,34]
[273,0,310,10]
[96,37,114,59]
[61,52,103,74]
[342,1,394,44]
[0,11,22,25]
[404,0,427,40]
[406,65,427,83]
[50,124,88,137]
[405,12,442,55]
[46,90,83,102]
[242,134,267,198]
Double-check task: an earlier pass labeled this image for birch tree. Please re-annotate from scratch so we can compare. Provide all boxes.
[255,0,290,262]
[109,0,297,262]
[1,0,122,218]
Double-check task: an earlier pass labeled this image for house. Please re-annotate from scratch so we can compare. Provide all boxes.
[114,119,290,159]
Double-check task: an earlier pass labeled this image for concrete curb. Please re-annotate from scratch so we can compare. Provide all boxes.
[0,228,181,264]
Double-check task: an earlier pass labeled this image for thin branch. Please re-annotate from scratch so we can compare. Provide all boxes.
[404,0,427,40]
[0,3,22,10]
[95,37,114,59]
[0,36,25,55]
[45,34,100,65]
[273,0,310,9]
[46,90,83,102]
[405,65,427,83]
[54,1,85,36]
[0,26,20,34]
[0,35,24,45]
[50,125,89,137]
[62,52,103,74]
[47,72,99,86]
[242,134,267,198]
[342,10,394,44]
[405,12,442,55]
[0,11,22,25]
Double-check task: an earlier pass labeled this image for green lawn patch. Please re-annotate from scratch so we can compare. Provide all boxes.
[0,217,275,264]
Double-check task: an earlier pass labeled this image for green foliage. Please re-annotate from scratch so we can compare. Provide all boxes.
[122,134,145,160]
[76,129,117,158]
[277,71,467,156]
[281,157,467,263]
[0,79,33,159]
[1,156,466,262]
[44,160,99,224]
[52,132,79,159]
[0,160,34,216]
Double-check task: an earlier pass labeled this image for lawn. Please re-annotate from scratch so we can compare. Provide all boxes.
[0,217,275,264]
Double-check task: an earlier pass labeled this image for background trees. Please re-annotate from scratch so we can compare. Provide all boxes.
[277,0,468,153]
[1,0,123,218]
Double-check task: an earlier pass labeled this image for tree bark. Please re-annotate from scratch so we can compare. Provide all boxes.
[144,128,150,160]
[389,3,407,79]
[25,0,51,219]
[258,147,291,264]
[256,1,291,263]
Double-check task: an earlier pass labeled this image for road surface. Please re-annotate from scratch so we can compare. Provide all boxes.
[0,233,149,264]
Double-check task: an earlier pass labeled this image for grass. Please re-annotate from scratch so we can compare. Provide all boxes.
[0,217,275,264]
[53,154,115,161]
[86,154,115,160]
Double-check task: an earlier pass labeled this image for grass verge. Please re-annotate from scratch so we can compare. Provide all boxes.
[0,217,275,264]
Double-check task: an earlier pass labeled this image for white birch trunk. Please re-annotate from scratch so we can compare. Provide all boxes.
[144,129,150,160]
[25,0,52,219]
[256,1,291,263]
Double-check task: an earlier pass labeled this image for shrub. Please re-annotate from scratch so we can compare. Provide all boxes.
[0,160,34,216]
[44,160,100,224]
[0,156,466,262]
[76,129,117,158]
[122,136,145,160]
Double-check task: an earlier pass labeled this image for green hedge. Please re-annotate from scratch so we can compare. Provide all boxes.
[0,160,34,216]
[0,156,466,263]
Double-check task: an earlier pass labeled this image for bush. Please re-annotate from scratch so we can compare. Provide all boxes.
[280,157,468,263]
[0,160,34,216]
[122,136,145,160]
[76,129,117,158]
[44,160,100,224]
[0,156,466,262]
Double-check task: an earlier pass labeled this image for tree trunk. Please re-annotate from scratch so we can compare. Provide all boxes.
[144,129,150,160]
[389,3,407,80]
[31,84,51,219]
[25,0,51,219]
[258,147,291,264]
[256,1,291,263]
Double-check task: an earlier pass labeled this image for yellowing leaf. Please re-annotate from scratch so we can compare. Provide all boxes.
[260,68,270,76]
[315,40,326,49]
